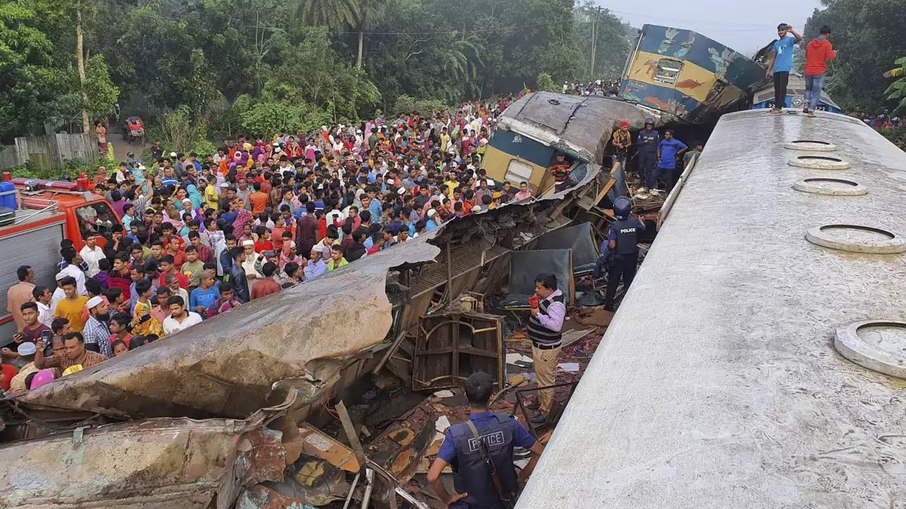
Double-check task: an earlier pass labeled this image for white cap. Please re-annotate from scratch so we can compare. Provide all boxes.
[242,239,254,247]
[170,152,178,158]
[55,272,68,281]
[17,342,36,357]
[397,187,407,196]
[86,296,104,310]
[427,209,436,218]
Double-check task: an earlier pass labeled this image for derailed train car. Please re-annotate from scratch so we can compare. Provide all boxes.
[482,92,655,197]
[517,110,906,508]
[620,24,767,123]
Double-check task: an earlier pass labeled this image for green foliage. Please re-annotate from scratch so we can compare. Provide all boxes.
[392,95,449,116]
[153,106,208,154]
[805,0,906,112]
[0,2,67,140]
[884,56,906,113]
[879,126,906,149]
[536,73,558,92]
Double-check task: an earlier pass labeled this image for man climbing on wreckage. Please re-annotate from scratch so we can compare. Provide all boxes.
[427,371,544,509]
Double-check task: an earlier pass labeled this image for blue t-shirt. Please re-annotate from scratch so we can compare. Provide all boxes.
[772,35,797,73]
[437,412,537,463]
[657,139,688,170]
[190,286,219,314]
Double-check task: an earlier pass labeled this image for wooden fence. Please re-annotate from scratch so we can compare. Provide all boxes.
[0,133,97,171]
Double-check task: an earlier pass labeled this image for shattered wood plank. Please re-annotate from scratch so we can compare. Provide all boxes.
[298,423,361,473]
[14,241,441,420]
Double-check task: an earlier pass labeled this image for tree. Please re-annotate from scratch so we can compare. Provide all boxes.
[296,0,386,69]
[536,73,558,92]
[884,56,906,113]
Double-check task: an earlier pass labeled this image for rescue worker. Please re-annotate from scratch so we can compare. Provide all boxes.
[610,120,632,170]
[548,153,571,191]
[656,129,688,193]
[604,197,645,311]
[526,273,566,425]
[427,371,544,509]
[636,118,660,195]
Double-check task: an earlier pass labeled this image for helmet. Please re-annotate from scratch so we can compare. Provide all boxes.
[644,118,655,126]
[613,196,632,219]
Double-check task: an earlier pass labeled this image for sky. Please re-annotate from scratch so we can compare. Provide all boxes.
[599,0,824,55]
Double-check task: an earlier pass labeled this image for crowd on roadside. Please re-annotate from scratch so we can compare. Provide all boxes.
[562,78,621,97]
[2,98,547,393]
[849,110,902,130]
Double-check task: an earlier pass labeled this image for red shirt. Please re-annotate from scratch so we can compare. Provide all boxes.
[255,238,274,253]
[159,270,189,289]
[804,37,837,76]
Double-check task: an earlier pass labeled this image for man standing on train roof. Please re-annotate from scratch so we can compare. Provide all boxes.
[427,371,544,509]
[803,25,838,117]
[636,118,660,195]
[604,197,645,312]
[766,23,803,115]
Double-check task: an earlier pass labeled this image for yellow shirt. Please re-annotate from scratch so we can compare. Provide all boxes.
[204,184,219,210]
[326,258,348,271]
[54,296,88,332]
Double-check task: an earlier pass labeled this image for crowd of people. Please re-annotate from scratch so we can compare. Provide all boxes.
[1,99,553,393]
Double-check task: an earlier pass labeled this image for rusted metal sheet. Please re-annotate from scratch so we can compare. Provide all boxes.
[236,485,316,509]
[0,415,285,509]
[13,241,441,420]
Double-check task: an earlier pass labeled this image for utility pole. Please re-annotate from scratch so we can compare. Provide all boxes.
[589,6,602,81]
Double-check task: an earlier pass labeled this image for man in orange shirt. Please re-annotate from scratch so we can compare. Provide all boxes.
[803,25,837,117]
[249,182,269,215]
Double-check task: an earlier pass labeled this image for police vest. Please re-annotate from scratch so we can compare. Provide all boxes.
[527,294,564,347]
[449,413,518,508]
[611,218,641,256]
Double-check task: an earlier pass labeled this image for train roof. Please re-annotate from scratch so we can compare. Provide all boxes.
[517,110,906,508]
[496,92,654,163]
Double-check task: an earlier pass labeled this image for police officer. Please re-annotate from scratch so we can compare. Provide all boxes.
[636,118,660,195]
[427,372,544,509]
[604,197,645,311]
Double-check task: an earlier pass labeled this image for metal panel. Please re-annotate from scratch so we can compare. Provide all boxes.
[412,312,504,391]
[0,222,64,341]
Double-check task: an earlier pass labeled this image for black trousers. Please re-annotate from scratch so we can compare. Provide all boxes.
[773,71,790,110]
[605,253,639,306]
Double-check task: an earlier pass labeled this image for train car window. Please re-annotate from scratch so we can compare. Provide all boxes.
[655,58,683,85]
[76,203,116,238]
[505,159,534,185]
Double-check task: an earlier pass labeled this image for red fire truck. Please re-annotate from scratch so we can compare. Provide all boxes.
[0,177,122,342]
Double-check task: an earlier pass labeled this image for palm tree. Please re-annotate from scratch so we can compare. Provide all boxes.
[884,56,906,113]
[297,0,386,69]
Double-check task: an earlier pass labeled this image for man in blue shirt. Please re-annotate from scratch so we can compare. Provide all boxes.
[189,273,219,317]
[766,23,803,114]
[427,372,544,509]
[656,130,688,193]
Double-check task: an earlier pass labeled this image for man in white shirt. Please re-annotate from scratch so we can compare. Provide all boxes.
[33,286,54,328]
[57,248,87,295]
[79,234,106,278]
[162,295,203,335]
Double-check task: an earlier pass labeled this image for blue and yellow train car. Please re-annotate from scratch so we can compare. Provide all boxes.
[620,24,767,123]
[482,92,654,197]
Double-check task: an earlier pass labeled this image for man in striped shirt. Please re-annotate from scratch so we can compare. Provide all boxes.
[527,273,567,425]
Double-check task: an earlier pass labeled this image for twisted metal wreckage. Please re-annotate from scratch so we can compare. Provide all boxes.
[0,94,654,508]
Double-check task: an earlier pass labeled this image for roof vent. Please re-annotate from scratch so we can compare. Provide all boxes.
[835,321,906,379]
[792,177,867,196]
[788,155,851,170]
[783,140,837,152]
[806,224,906,254]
